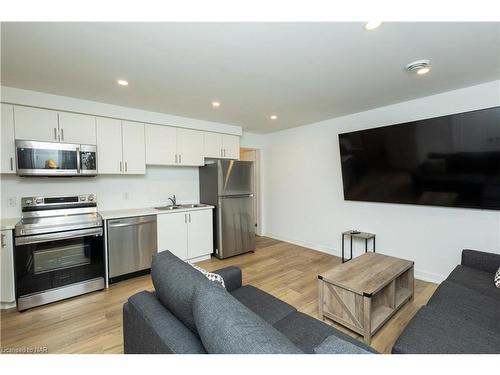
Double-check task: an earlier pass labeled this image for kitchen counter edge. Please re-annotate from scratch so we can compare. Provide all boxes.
[99,205,214,220]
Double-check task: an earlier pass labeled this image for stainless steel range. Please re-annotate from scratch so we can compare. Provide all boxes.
[14,194,105,311]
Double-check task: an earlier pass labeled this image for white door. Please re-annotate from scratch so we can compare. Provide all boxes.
[122,121,146,174]
[177,128,204,166]
[1,230,15,303]
[96,117,123,174]
[187,209,213,259]
[222,134,240,159]
[204,132,223,158]
[58,112,97,145]
[157,212,188,260]
[14,106,59,142]
[1,104,16,174]
[145,124,177,165]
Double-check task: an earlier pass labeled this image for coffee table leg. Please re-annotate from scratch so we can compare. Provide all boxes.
[363,296,372,344]
[318,279,324,320]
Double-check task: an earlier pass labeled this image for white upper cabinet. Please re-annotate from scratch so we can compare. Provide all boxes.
[14,105,97,145]
[203,132,240,160]
[14,106,59,142]
[122,121,146,174]
[58,112,96,145]
[204,131,224,158]
[222,134,240,159]
[177,128,204,166]
[96,117,123,174]
[96,118,146,175]
[145,125,204,167]
[1,104,16,174]
[145,124,177,165]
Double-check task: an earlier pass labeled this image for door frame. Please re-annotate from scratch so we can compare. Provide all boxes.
[239,147,262,236]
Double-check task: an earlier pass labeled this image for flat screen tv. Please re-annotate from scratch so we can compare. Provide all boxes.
[338,106,500,210]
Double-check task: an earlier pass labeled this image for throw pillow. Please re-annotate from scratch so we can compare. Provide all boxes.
[189,262,225,288]
[192,282,303,354]
[495,267,500,288]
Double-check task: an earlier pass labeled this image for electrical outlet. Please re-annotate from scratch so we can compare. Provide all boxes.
[7,197,16,207]
[124,192,129,200]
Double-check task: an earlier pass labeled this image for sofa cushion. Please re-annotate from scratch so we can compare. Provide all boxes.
[392,306,500,354]
[447,265,500,299]
[192,282,303,354]
[273,311,376,354]
[230,285,296,325]
[427,280,500,332]
[314,335,372,354]
[151,250,215,333]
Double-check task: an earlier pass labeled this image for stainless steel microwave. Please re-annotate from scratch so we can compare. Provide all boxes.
[16,140,97,176]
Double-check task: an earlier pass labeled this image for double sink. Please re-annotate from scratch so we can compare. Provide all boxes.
[154,203,207,211]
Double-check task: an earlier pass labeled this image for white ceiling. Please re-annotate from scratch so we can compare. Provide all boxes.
[2,22,499,133]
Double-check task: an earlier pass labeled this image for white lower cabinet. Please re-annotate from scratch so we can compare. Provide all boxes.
[1,230,15,306]
[157,209,213,261]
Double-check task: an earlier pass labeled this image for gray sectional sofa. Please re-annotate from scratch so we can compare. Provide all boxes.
[123,250,376,354]
[392,249,500,354]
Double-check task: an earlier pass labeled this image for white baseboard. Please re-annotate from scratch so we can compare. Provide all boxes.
[264,232,445,284]
[189,254,212,263]
[1,301,16,310]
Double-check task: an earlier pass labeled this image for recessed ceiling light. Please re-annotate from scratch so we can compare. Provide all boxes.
[405,60,431,75]
[117,79,129,86]
[270,115,278,120]
[212,101,221,108]
[364,21,382,30]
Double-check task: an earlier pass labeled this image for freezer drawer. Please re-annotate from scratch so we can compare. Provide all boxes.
[217,195,255,259]
[107,215,157,282]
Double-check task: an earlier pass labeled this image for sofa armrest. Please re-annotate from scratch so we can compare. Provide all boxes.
[461,249,500,274]
[123,291,206,354]
[213,266,242,292]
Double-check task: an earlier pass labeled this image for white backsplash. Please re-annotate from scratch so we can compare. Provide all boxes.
[0,166,200,218]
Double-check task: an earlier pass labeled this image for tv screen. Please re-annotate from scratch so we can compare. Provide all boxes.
[338,106,500,210]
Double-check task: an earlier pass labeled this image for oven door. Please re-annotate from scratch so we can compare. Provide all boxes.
[16,140,79,176]
[14,227,104,298]
[79,144,97,176]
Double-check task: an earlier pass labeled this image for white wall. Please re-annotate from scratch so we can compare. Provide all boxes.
[261,80,500,283]
[1,166,200,217]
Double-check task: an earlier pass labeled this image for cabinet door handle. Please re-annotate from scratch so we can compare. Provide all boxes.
[10,157,13,171]
[220,148,223,157]
[54,128,58,140]
[1,233,6,248]
[119,161,122,172]
[179,154,182,164]
[189,213,191,223]
[184,214,187,223]
[125,161,128,172]
[175,154,178,163]
[61,128,64,141]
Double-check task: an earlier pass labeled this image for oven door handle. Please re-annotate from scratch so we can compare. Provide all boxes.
[15,227,103,246]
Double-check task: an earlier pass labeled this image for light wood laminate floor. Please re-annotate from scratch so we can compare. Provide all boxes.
[0,237,438,354]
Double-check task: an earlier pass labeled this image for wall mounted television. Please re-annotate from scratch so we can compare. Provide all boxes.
[338,106,500,210]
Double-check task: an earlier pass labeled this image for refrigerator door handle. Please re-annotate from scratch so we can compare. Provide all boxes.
[219,193,254,199]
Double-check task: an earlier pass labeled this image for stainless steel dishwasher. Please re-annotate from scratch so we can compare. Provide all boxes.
[107,215,157,283]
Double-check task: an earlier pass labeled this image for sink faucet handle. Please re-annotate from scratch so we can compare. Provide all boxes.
[168,194,177,206]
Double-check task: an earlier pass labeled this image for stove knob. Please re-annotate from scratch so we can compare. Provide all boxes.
[88,195,95,202]
[25,199,32,205]
[80,196,87,202]
[35,198,43,204]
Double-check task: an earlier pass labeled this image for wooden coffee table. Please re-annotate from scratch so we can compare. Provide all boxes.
[318,252,414,344]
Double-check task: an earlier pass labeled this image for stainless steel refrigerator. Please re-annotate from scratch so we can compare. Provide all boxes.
[199,160,256,259]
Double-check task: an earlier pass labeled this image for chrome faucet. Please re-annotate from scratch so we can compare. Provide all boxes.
[168,195,177,206]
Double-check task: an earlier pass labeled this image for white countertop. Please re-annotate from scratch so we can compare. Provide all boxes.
[99,205,214,220]
[1,217,19,230]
